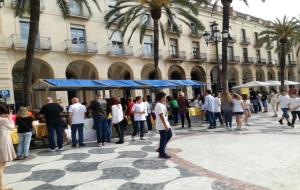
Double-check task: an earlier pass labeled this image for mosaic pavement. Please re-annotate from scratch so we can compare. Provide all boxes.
[5,112,300,190]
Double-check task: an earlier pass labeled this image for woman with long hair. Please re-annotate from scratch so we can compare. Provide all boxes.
[15,107,33,160]
[242,94,251,126]
[111,97,125,144]
[221,91,233,130]
[0,103,15,190]
[232,93,244,130]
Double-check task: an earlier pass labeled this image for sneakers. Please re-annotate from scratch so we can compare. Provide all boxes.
[279,120,283,125]
[49,149,56,152]
[23,156,31,160]
[159,154,171,159]
[131,135,136,141]
[15,156,23,160]
[290,123,295,128]
[79,144,86,147]
[115,141,124,144]
[58,147,64,151]
[97,143,102,147]
[71,144,77,148]
[140,137,146,140]
[288,122,292,127]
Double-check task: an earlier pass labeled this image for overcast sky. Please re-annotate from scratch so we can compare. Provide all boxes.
[231,0,300,21]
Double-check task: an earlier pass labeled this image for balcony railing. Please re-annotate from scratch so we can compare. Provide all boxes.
[65,39,97,54]
[69,7,90,19]
[240,37,251,45]
[189,28,202,38]
[190,52,207,62]
[228,56,240,64]
[288,61,296,66]
[228,35,237,43]
[166,24,182,34]
[209,54,222,63]
[139,48,163,59]
[166,50,186,61]
[106,44,133,57]
[256,58,267,65]
[242,57,254,64]
[11,34,51,51]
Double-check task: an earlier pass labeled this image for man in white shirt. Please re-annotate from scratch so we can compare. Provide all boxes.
[155,92,172,159]
[288,92,300,128]
[276,90,291,126]
[204,90,216,129]
[214,93,223,126]
[131,96,147,141]
[68,97,87,147]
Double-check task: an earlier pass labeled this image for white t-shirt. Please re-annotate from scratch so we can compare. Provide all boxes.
[289,97,300,111]
[278,95,290,109]
[155,102,171,130]
[132,102,146,121]
[204,94,215,112]
[214,97,221,113]
[233,99,244,113]
[112,104,124,124]
[243,100,251,110]
[68,103,86,124]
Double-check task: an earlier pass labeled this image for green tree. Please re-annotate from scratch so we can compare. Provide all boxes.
[259,16,300,90]
[14,0,100,107]
[104,0,207,81]
[211,0,265,91]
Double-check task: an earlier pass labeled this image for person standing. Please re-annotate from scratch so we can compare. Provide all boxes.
[221,91,233,130]
[155,92,172,159]
[0,103,16,190]
[288,92,300,128]
[250,89,259,113]
[68,97,86,148]
[261,91,268,112]
[111,97,125,144]
[144,97,153,130]
[204,90,216,129]
[57,98,69,145]
[257,91,263,112]
[39,97,64,151]
[232,93,244,130]
[269,89,278,117]
[106,99,112,142]
[131,96,146,141]
[214,93,223,126]
[126,97,135,131]
[277,90,291,126]
[15,107,33,160]
[89,93,108,147]
[242,94,251,126]
[168,96,179,125]
[177,92,191,128]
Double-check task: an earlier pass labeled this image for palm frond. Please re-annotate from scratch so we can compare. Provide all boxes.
[56,0,69,18]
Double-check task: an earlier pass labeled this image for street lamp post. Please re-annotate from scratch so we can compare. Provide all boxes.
[203,21,229,93]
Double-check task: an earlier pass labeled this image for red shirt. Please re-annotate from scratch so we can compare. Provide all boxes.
[126,102,134,116]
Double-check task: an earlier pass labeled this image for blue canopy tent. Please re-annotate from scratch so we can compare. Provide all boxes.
[135,80,178,89]
[170,80,207,87]
[41,79,107,91]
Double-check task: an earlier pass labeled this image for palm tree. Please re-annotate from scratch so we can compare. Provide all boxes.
[259,16,300,90]
[14,0,100,107]
[104,0,207,80]
[211,0,265,91]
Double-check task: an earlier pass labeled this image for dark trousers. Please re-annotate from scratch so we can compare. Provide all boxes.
[180,112,191,127]
[206,111,216,127]
[159,129,173,155]
[93,115,108,144]
[71,123,84,145]
[132,120,145,137]
[222,110,233,127]
[47,122,63,150]
[114,122,124,142]
[171,107,179,124]
[292,111,300,124]
[146,115,153,130]
[214,112,223,125]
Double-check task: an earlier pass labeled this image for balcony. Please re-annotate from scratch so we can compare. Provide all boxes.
[256,58,267,65]
[166,50,186,62]
[11,34,51,51]
[166,24,182,34]
[242,57,254,64]
[228,35,237,43]
[209,54,222,64]
[106,44,133,57]
[240,37,251,45]
[254,41,263,48]
[139,48,163,60]
[189,28,202,38]
[228,56,240,64]
[65,40,97,54]
[69,8,90,19]
[288,61,297,67]
[190,52,207,63]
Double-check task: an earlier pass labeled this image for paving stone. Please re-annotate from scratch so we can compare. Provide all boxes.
[5,164,36,174]
[175,166,197,178]
[101,167,140,180]
[24,169,65,182]
[65,162,99,172]
[62,153,90,160]
[141,146,157,152]
[31,184,76,190]
[129,140,153,145]
[118,182,165,190]
[37,150,62,156]
[133,159,168,170]
[211,181,237,190]
[118,151,148,158]
[88,148,115,154]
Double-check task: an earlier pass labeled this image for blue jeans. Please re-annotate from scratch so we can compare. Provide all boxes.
[132,120,145,137]
[222,110,233,127]
[206,111,216,127]
[106,119,112,141]
[17,132,32,157]
[159,129,173,155]
[47,121,63,150]
[281,108,290,118]
[292,111,300,124]
[214,112,223,125]
[93,115,108,143]
[71,123,84,145]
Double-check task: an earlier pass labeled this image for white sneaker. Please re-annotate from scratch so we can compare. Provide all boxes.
[58,147,64,151]
[49,149,55,152]
[97,143,102,147]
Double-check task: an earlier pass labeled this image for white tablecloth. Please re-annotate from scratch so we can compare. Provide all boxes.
[66,118,97,141]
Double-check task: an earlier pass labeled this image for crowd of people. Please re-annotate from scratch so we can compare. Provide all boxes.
[1,87,300,189]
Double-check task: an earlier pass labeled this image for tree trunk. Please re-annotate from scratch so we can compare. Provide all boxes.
[280,42,286,91]
[23,0,40,107]
[153,18,159,80]
[221,0,231,91]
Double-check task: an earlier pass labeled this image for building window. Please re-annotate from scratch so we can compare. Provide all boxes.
[254,32,259,43]
[20,21,29,40]
[108,0,119,19]
[69,0,82,16]
[256,49,261,62]
[170,38,178,55]
[143,35,153,56]
[267,51,272,63]
[228,46,234,60]
[241,29,246,40]
[243,48,248,62]
[192,41,199,58]
[111,31,124,53]
[70,25,86,51]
